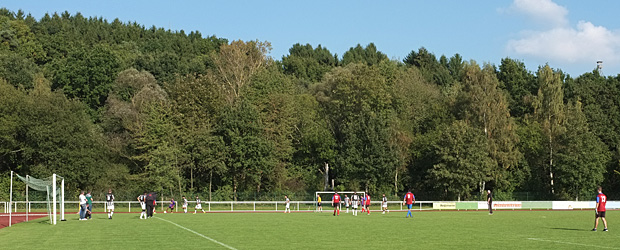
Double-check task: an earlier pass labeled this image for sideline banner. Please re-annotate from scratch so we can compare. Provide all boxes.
[477,201,522,209]
[433,202,456,210]
[552,201,577,210]
[455,202,478,210]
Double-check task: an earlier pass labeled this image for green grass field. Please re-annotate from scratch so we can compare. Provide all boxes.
[0,210,618,249]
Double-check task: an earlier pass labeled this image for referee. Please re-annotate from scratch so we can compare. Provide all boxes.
[146,192,156,218]
[487,190,493,215]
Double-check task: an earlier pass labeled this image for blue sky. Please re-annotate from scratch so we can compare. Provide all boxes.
[3,0,620,77]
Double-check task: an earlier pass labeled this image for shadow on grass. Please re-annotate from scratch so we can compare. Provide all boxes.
[550,227,589,231]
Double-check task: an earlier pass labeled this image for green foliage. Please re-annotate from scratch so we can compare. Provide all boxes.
[555,100,610,200]
[216,100,277,199]
[0,51,39,88]
[4,7,620,201]
[282,43,337,83]
[341,43,388,66]
[49,45,121,115]
[497,58,536,118]
[429,120,494,200]
[403,47,455,87]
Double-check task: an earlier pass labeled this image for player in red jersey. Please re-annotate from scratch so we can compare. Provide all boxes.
[403,189,415,218]
[332,192,341,216]
[593,186,608,231]
[365,194,371,215]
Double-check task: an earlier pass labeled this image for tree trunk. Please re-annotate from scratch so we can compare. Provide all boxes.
[394,172,398,197]
[324,162,329,191]
[209,169,213,201]
[549,133,555,194]
[233,176,237,201]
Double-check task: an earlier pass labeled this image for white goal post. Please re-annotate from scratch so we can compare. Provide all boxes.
[9,171,65,227]
[314,191,365,211]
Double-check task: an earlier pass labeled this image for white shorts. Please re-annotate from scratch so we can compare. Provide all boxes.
[285,204,290,209]
[196,204,202,210]
[383,203,388,208]
[107,204,114,210]
[183,205,187,209]
[140,202,146,210]
[352,204,358,209]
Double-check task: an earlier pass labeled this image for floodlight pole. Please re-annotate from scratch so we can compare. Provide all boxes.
[52,173,57,225]
[9,171,13,227]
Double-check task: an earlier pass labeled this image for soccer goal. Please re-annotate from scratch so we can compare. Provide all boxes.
[314,191,365,211]
[9,171,65,227]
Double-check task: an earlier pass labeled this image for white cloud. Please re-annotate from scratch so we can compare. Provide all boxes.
[509,0,569,28]
[507,21,620,63]
[505,0,620,67]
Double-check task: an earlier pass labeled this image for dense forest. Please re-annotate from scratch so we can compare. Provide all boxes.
[1,9,619,202]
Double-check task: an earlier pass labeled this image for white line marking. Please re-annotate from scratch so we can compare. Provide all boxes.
[527,238,620,249]
[155,217,237,250]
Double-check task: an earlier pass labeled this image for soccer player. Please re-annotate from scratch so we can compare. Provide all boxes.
[317,194,322,212]
[79,191,87,221]
[487,190,493,215]
[138,192,147,219]
[344,195,350,213]
[403,189,415,218]
[182,196,188,213]
[593,186,608,231]
[106,189,115,219]
[382,194,388,214]
[351,192,359,216]
[194,196,205,214]
[332,192,341,216]
[165,198,176,213]
[85,191,93,219]
[284,195,291,213]
[365,194,371,215]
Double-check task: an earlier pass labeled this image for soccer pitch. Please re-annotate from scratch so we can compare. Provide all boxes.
[0,210,618,249]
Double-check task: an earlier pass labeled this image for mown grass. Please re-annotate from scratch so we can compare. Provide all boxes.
[0,210,618,249]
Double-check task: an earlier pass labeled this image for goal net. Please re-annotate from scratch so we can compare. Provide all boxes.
[9,172,65,226]
[314,191,365,211]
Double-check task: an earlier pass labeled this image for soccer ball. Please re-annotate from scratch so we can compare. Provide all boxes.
[164,211,167,213]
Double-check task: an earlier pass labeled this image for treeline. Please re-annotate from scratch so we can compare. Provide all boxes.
[1,9,619,201]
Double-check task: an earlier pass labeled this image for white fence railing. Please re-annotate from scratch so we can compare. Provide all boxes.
[1,200,615,214]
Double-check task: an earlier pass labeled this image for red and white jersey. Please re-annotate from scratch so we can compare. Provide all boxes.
[332,194,341,204]
[597,192,607,212]
[365,195,371,205]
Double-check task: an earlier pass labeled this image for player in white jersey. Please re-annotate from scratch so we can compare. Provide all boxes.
[382,194,389,214]
[106,189,115,219]
[138,192,147,219]
[182,196,188,213]
[194,196,205,213]
[284,195,291,213]
[351,192,359,216]
[344,195,350,213]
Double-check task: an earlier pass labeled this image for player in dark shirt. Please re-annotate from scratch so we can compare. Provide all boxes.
[487,190,493,215]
